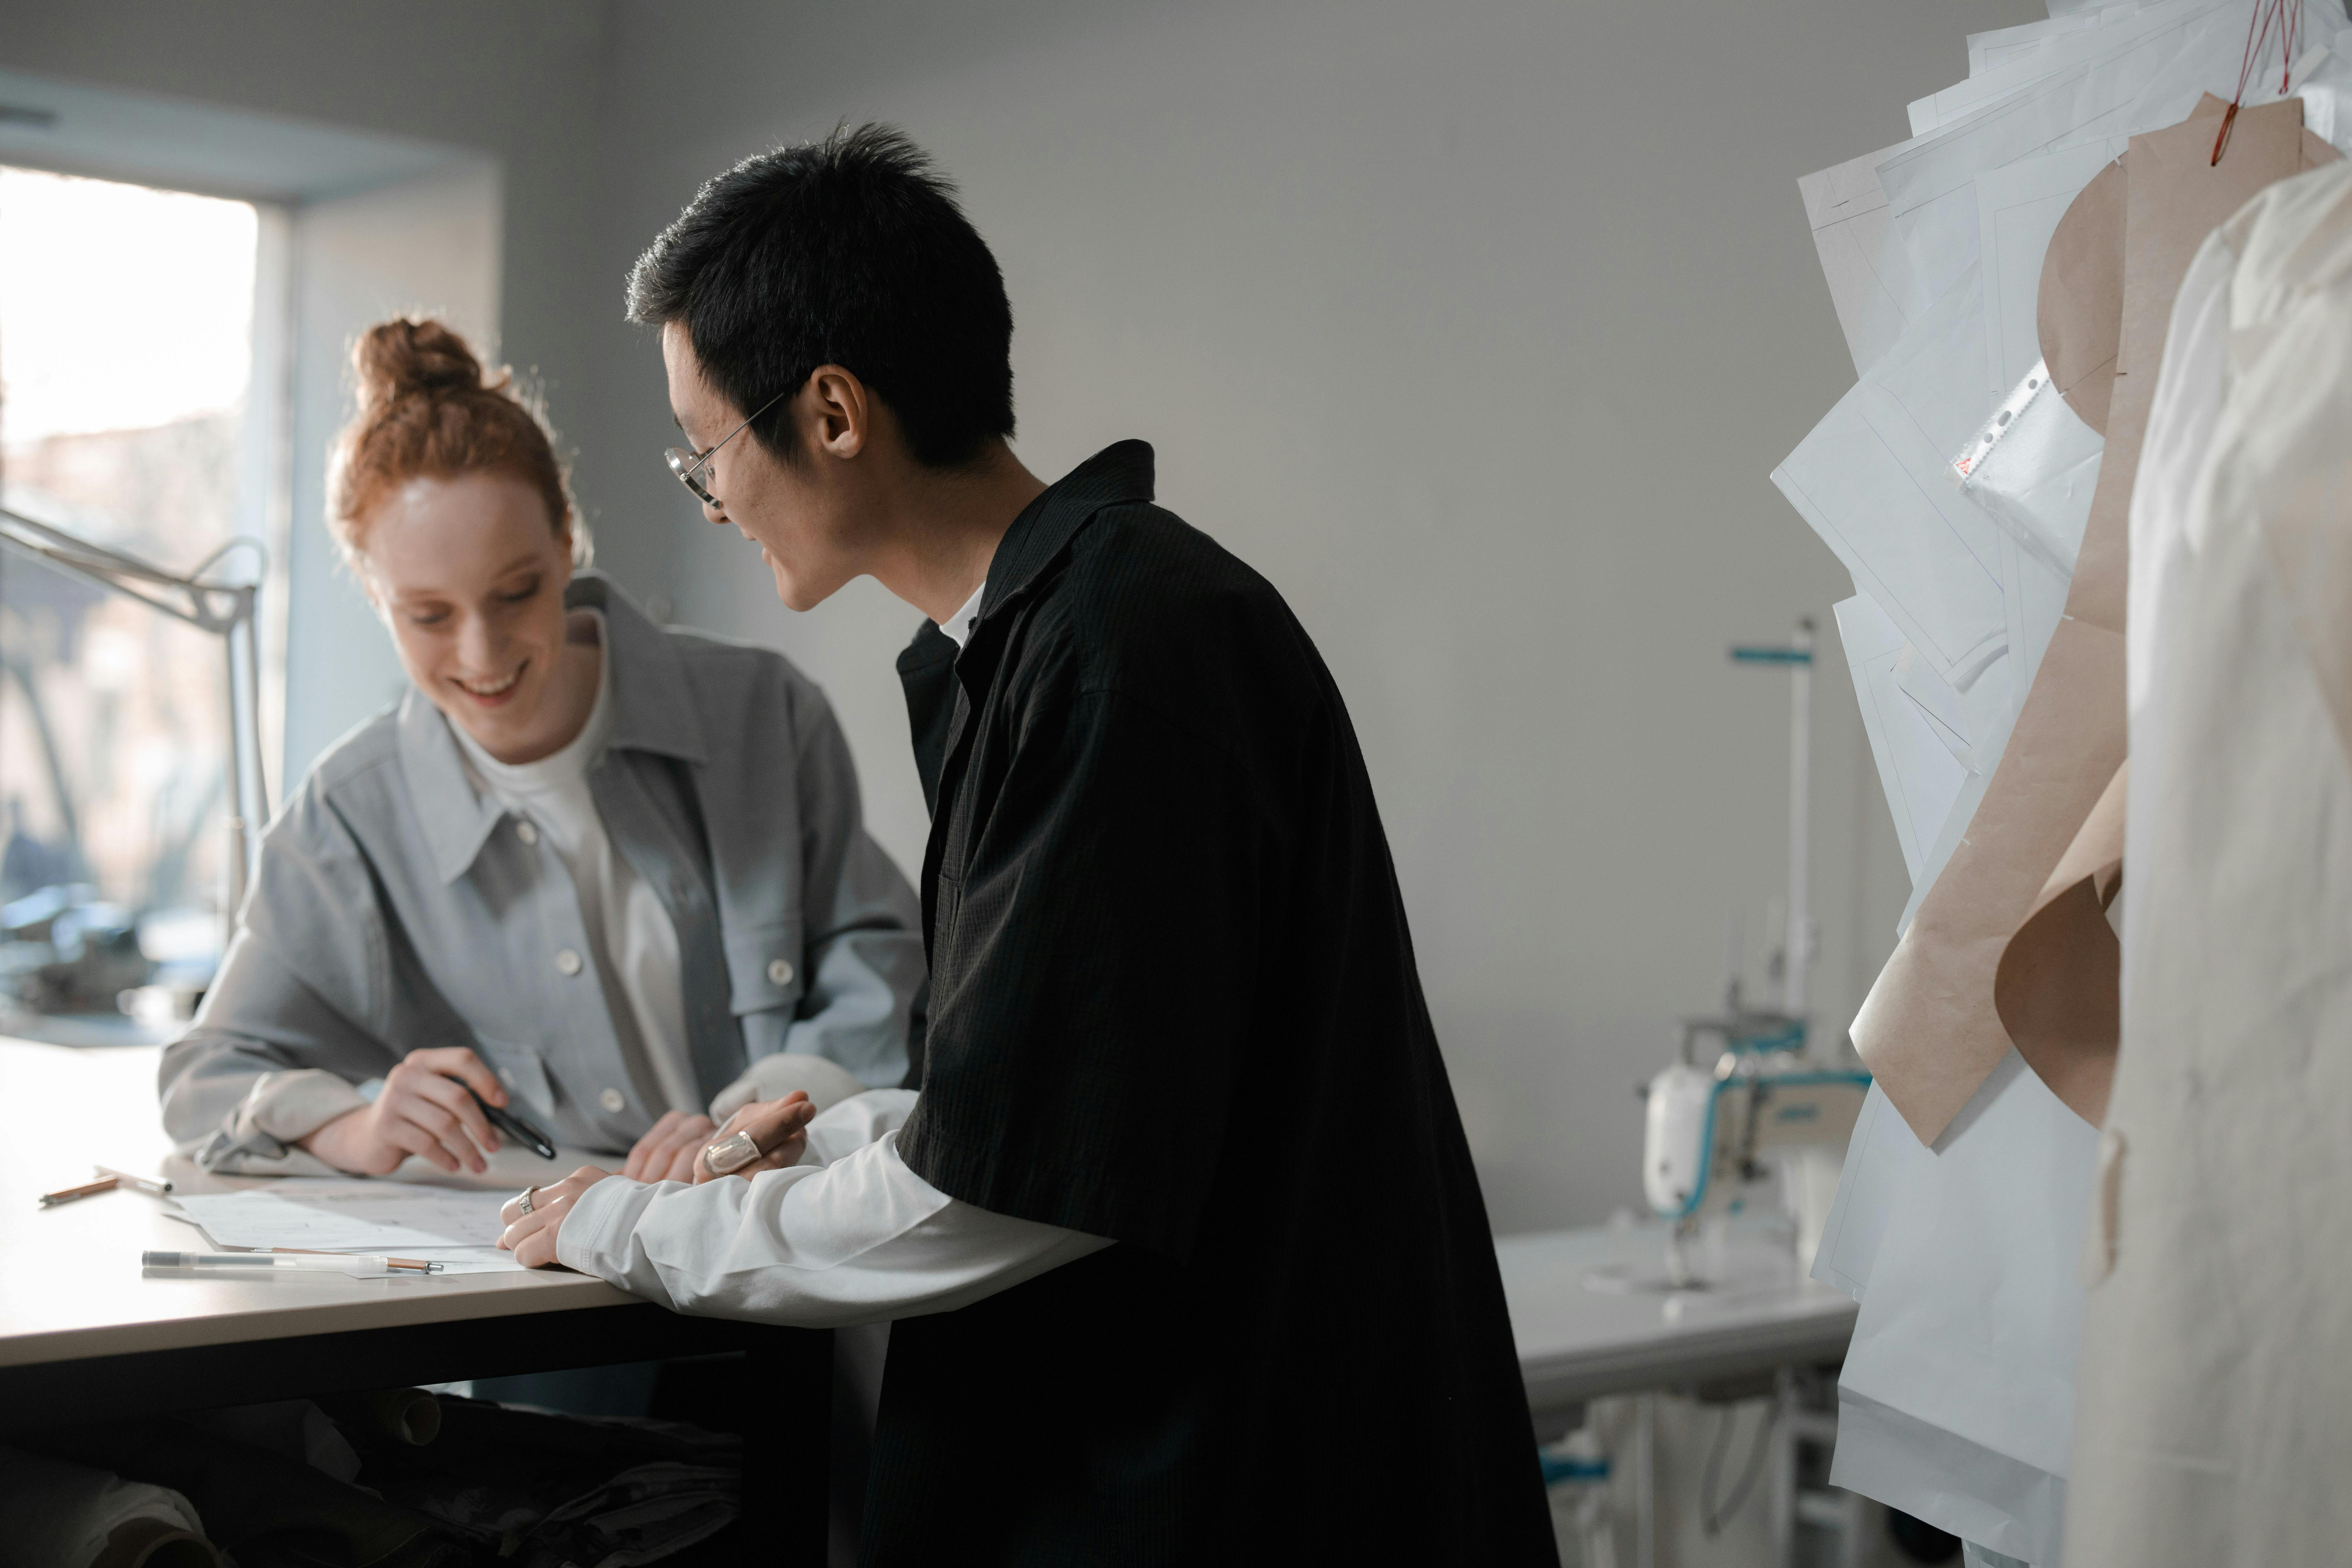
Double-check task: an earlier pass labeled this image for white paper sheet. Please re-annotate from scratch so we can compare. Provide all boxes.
[2294,35,2352,153]
[1773,264,2006,683]
[1799,143,1937,376]
[1835,596,1974,882]
[1976,144,2128,394]
[1969,10,2124,79]
[1809,1080,1923,1300]
[382,1246,530,1275]
[1901,642,2014,775]
[1878,0,2264,298]
[1832,1051,2099,1564]
[2053,2,2352,158]
[2000,530,2076,714]
[172,1180,515,1254]
[1911,0,2225,136]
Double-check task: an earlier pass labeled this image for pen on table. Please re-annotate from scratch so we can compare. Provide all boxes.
[39,1175,118,1208]
[38,1167,177,1207]
[143,1250,444,1275]
[463,1082,558,1160]
[94,1164,174,1198]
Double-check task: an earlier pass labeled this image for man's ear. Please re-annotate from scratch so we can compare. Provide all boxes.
[802,365,870,460]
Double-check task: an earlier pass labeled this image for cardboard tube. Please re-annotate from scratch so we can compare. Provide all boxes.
[321,1388,442,1447]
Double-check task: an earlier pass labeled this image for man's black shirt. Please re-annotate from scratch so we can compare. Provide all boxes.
[868,442,1555,1564]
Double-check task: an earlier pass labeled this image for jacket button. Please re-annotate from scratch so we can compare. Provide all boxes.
[600,1087,626,1114]
[516,820,539,846]
[767,959,794,986]
[555,948,583,976]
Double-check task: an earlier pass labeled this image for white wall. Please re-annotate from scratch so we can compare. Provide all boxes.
[280,160,502,778]
[583,0,2043,1232]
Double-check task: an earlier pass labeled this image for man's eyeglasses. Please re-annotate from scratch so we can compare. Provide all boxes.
[664,387,792,507]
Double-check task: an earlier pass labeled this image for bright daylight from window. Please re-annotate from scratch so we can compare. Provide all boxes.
[0,166,262,1044]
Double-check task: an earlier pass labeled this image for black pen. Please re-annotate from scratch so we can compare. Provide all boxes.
[462,1083,558,1160]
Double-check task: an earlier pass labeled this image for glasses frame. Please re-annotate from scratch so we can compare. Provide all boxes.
[664,387,793,507]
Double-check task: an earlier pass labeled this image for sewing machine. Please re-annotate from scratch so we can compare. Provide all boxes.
[1638,995,1869,1288]
[1605,619,1871,1293]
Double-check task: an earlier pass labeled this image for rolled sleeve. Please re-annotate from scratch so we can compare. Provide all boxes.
[555,1128,1107,1329]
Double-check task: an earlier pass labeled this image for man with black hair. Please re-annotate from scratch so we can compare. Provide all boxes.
[499,123,1556,1564]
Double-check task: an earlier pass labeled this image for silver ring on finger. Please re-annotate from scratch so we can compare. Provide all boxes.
[703,1129,762,1175]
[517,1184,539,1216]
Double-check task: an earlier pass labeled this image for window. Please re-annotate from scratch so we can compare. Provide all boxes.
[0,165,285,1043]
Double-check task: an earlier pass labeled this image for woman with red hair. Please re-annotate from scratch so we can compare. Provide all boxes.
[160,317,921,1191]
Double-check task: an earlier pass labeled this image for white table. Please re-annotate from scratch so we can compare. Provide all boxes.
[0,1036,826,1562]
[1499,1222,1863,1568]
[1499,1221,1858,1417]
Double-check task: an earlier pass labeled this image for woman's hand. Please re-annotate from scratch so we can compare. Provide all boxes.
[692,1093,818,1183]
[497,1166,612,1268]
[299,1046,506,1176]
[623,1111,718,1183]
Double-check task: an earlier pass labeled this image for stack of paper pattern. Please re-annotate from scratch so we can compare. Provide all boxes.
[1775,3,2352,1561]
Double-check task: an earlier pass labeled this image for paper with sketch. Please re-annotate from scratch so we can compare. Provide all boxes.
[1850,97,2311,1145]
[1910,0,2228,136]
[1998,523,2076,714]
[1874,2,2338,308]
[1978,144,2128,394]
[1792,28,2171,384]
[173,1180,516,1254]
[1969,11,2115,79]
[1773,265,2005,684]
[1799,144,1937,376]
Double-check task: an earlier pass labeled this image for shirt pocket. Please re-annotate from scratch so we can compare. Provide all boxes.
[473,1035,556,1121]
[722,917,807,1018]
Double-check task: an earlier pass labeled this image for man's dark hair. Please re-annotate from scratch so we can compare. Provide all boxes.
[627,123,1014,468]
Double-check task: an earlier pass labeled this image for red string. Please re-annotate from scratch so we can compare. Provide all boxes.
[2214,0,2300,166]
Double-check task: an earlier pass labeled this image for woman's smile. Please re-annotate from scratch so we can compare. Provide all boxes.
[451,660,527,705]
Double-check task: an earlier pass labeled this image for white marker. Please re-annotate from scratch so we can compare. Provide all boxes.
[142,1250,442,1275]
[94,1165,174,1197]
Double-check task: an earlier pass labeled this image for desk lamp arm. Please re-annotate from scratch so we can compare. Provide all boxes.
[0,505,270,934]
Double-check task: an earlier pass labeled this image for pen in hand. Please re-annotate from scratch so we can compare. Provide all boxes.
[462,1082,558,1160]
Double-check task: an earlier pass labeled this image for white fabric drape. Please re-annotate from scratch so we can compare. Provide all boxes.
[2067,160,2352,1567]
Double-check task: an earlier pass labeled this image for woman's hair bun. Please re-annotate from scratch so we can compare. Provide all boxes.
[329,314,582,566]
[353,316,490,409]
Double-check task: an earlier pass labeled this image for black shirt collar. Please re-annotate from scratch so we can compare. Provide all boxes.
[895,438,1156,687]
[977,439,1156,626]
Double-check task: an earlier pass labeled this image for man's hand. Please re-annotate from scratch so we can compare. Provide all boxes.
[497,1166,613,1268]
[623,1111,718,1182]
[300,1046,505,1176]
[692,1093,818,1183]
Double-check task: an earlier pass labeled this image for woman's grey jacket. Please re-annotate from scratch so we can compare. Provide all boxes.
[160,575,924,1170]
